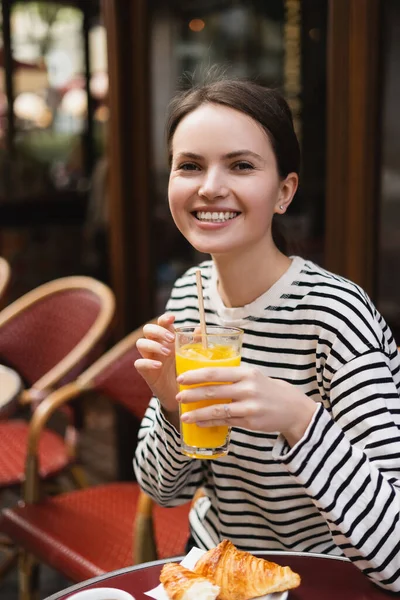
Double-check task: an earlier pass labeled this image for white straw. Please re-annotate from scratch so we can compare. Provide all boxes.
[195,269,208,349]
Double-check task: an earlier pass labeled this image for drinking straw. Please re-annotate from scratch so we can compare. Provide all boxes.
[195,269,208,349]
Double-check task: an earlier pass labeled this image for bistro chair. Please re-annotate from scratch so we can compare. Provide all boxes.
[0,276,115,408]
[0,276,115,578]
[0,323,192,600]
[0,256,11,308]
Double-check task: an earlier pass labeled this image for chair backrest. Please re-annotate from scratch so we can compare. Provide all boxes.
[23,320,156,501]
[0,256,11,306]
[79,323,155,421]
[0,276,115,395]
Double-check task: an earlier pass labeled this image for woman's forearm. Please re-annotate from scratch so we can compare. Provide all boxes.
[134,398,203,506]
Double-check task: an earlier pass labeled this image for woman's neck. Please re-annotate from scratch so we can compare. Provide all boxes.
[212,245,292,308]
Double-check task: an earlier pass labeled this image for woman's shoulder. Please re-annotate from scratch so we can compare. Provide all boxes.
[296,258,374,312]
[296,258,394,357]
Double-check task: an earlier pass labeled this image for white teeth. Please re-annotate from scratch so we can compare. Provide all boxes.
[195,211,238,222]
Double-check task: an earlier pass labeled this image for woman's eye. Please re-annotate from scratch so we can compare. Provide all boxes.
[178,163,200,171]
[233,161,254,171]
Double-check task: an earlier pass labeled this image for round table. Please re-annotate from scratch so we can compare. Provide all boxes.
[0,364,22,419]
[44,552,396,600]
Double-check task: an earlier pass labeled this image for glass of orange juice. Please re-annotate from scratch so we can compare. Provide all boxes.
[175,326,243,460]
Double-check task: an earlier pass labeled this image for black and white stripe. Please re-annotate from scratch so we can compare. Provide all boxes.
[134,256,400,591]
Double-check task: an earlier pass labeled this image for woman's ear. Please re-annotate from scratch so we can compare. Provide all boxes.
[274,172,299,214]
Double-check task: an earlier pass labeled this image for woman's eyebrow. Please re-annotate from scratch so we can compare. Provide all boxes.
[174,152,203,160]
[225,150,263,161]
[174,150,263,161]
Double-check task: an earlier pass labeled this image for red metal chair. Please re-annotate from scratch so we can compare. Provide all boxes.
[0,276,115,578]
[0,275,116,489]
[0,276,115,408]
[0,323,192,600]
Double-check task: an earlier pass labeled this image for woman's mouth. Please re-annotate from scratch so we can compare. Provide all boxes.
[193,211,240,223]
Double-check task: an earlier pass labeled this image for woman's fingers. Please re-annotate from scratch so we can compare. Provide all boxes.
[177,366,248,386]
[134,357,162,372]
[181,400,248,427]
[138,313,176,362]
[158,312,175,328]
[176,367,250,408]
[156,312,176,338]
[136,337,172,359]
[197,418,242,427]
[177,383,235,403]
[143,323,175,344]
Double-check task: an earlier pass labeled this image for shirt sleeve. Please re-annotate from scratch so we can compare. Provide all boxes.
[273,349,400,592]
[133,396,204,506]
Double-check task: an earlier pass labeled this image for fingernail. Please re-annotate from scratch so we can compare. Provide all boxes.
[176,393,182,402]
[152,361,162,368]
[181,414,189,422]
[161,346,170,355]
[165,333,175,342]
[177,375,184,383]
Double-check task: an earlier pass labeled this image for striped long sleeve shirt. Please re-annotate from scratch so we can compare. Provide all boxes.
[134,256,400,592]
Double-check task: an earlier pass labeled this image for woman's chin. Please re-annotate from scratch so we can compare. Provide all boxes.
[191,242,234,256]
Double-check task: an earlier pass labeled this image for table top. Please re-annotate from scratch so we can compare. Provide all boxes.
[45,552,397,600]
[0,364,22,419]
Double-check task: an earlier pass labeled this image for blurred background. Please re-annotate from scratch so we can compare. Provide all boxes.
[0,0,399,597]
[0,0,399,340]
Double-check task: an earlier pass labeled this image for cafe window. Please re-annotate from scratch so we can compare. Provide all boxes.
[149,0,327,313]
[0,0,108,204]
[2,2,80,200]
[0,0,108,299]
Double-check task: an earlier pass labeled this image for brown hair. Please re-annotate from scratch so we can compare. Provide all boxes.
[166,77,300,179]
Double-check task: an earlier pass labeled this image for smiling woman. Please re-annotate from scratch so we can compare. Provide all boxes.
[133,74,400,594]
[167,101,297,270]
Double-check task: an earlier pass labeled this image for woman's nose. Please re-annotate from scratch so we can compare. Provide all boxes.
[198,169,228,200]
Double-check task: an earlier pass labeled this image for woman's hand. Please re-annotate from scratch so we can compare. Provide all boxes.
[135,313,179,415]
[177,365,318,447]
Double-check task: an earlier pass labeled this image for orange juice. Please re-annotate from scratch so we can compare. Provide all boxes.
[176,343,241,456]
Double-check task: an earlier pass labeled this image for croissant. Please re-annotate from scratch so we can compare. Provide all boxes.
[160,562,220,600]
[194,539,301,600]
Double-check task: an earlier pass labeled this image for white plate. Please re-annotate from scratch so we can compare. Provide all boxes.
[144,547,288,600]
[68,588,135,600]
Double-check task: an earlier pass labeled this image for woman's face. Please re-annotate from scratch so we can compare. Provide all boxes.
[168,102,296,259]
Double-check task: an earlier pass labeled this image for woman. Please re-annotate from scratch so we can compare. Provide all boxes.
[134,76,400,592]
